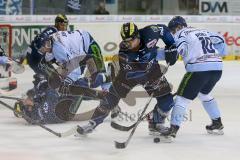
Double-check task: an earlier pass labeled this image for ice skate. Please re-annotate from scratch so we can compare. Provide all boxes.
[206,118,224,135]
[75,120,96,136]
[148,122,169,136]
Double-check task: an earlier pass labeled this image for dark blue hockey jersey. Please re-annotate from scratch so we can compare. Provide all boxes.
[26,26,58,74]
[118,24,175,79]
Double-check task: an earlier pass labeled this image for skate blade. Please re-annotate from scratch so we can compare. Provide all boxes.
[149,129,169,136]
[207,129,224,135]
[74,126,88,138]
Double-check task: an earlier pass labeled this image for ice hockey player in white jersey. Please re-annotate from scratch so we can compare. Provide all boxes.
[0,55,10,66]
[0,50,11,94]
[36,30,109,89]
[0,45,12,71]
[162,16,228,139]
[0,46,13,95]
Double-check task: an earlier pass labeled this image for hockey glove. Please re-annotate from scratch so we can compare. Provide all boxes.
[119,41,131,51]
[90,72,108,88]
[165,45,178,66]
[58,77,74,96]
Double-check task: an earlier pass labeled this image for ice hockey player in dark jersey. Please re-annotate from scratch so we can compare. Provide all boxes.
[75,22,179,135]
[13,14,71,124]
[25,14,69,75]
[13,28,113,124]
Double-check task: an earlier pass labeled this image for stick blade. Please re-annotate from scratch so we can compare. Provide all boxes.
[114,141,126,149]
[60,126,78,138]
[111,122,135,132]
[12,61,25,74]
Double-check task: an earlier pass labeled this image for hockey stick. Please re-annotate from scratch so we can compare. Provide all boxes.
[0,95,22,101]
[111,92,177,132]
[11,60,25,74]
[0,100,78,138]
[62,85,106,99]
[111,64,171,132]
[2,57,25,74]
[114,63,171,149]
[111,111,152,132]
[114,95,153,149]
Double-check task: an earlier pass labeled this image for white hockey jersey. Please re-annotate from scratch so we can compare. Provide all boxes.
[50,30,92,81]
[174,27,228,72]
[0,56,8,65]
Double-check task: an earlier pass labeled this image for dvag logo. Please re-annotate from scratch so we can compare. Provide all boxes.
[201,1,228,13]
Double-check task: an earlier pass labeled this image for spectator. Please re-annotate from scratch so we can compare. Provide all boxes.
[93,1,110,15]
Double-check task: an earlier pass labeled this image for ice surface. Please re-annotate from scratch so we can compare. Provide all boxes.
[0,61,240,160]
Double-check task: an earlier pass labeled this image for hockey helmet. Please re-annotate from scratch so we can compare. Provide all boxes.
[55,14,68,24]
[120,22,140,41]
[33,33,51,50]
[168,16,187,32]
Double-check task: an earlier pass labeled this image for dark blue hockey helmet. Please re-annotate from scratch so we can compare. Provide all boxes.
[168,16,187,32]
[33,33,51,50]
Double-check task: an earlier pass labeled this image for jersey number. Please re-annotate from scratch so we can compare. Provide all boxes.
[61,31,74,37]
[198,37,215,54]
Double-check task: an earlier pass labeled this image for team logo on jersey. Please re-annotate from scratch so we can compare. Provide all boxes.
[151,26,160,32]
[151,26,164,36]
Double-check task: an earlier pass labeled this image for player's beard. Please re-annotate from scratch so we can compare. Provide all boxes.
[129,38,141,51]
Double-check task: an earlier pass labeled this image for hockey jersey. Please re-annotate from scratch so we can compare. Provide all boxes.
[51,30,92,81]
[174,27,228,72]
[119,24,175,72]
[0,56,8,65]
[26,26,58,74]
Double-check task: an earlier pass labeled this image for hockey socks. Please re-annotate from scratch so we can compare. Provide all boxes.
[170,96,190,126]
[202,98,221,120]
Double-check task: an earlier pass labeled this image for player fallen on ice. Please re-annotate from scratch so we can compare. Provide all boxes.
[161,16,228,139]
[13,14,69,113]
[14,29,113,124]
[75,22,178,136]
[15,14,69,110]
[12,14,73,123]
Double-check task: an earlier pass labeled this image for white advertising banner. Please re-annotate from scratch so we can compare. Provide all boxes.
[200,0,240,15]
[1,15,239,59]
[73,22,240,57]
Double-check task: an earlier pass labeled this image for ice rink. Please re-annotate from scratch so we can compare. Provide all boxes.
[0,61,240,160]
